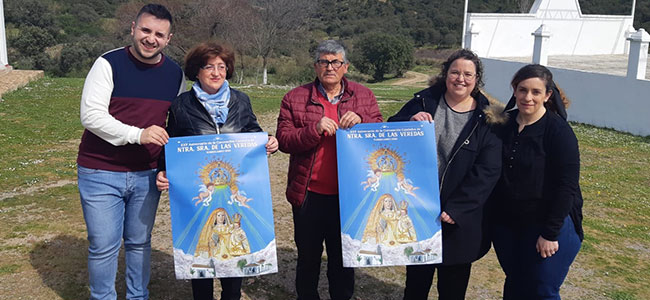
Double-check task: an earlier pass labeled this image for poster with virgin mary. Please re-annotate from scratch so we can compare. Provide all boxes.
[336,122,442,267]
[165,132,277,279]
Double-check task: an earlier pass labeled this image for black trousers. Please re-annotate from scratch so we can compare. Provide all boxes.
[191,278,243,300]
[403,263,472,300]
[292,191,354,300]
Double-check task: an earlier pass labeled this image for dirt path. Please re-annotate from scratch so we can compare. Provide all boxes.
[390,71,429,87]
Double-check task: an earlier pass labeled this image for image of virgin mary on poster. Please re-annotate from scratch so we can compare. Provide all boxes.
[165,132,277,279]
[336,122,442,267]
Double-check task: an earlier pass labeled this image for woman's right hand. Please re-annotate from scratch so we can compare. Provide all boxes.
[156,171,169,191]
[410,111,433,122]
[537,235,559,258]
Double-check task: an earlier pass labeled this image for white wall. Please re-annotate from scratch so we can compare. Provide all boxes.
[482,58,650,136]
[0,0,7,68]
[466,0,633,57]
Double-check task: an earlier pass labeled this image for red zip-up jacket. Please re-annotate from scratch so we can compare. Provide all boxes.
[276,77,383,207]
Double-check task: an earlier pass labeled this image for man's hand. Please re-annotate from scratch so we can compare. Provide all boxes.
[156,171,169,191]
[410,111,433,122]
[140,125,169,146]
[316,116,339,136]
[339,111,361,129]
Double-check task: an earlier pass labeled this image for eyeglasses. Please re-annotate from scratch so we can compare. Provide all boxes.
[316,59,345,69]
[448,70,476,82]
[201,64,227,73]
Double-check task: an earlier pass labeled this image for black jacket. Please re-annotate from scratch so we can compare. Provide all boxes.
[490,110,584,241]
[388,86,503,265]
[158,88,263,170]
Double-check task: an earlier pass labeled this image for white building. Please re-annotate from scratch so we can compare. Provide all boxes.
[465,0,634,57]
[358,249,383,266]
[408,248,438,264]
[242,259,272,275]
[190,263,216,279]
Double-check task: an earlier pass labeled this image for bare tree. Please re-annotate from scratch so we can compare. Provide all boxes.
[214,1,258,84]
[249,0,315,84]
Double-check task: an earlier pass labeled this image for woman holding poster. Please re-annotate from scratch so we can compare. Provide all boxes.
[489,64,583,299]
[155,41,278,300]
[389,49,503,300]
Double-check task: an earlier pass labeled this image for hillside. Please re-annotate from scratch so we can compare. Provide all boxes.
[3,0,648,81]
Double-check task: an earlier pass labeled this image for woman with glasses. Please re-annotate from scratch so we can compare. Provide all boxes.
[490,64,583,299]
[156,41,278,300]
[389,49,503,300]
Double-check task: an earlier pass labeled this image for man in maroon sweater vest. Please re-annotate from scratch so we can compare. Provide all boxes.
[276,40,382,300]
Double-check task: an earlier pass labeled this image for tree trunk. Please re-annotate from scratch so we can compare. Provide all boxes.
[262,56,268,85]
[238,50,245,84]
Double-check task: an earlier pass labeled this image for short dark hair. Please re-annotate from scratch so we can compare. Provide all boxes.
[431,49,484,98]
[136,4,173,26]
[184,42,236,81]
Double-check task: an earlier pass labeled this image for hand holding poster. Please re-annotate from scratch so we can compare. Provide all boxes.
[165,132,277,279]
[336,122,442,267]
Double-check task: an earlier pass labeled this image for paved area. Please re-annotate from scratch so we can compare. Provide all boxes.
[0,68,45,98]
[496,54,650,79]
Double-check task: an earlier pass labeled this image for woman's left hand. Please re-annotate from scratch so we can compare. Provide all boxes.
[266,136,279,155]
[440,211,456,224]
[536,235,559,258]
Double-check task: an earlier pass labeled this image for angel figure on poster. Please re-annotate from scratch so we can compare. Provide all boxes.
[361,169,382,191]
[395,177,419,197]
[193,182,215,207]
[228,186,252,208]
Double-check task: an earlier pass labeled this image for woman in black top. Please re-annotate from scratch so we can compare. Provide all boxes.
[490,64,583,299]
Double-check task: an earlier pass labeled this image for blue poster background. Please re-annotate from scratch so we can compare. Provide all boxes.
[336,122,442,267]
[165,132,277,279]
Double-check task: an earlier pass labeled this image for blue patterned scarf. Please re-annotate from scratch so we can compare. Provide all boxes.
[192,80,231,125]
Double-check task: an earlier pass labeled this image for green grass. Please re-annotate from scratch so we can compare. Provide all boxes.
[0,264,20,275]
[1,77,649,299]
[0,78,83,191]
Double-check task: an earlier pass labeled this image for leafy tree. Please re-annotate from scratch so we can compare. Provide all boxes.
[59,46,90,75]
[5,0,56,29]
[237,259,248,270]
[353,33,414,81]
[10,26,57,57]
[404,246,414,257]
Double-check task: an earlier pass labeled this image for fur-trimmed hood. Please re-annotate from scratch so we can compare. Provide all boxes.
[481,89,508,126]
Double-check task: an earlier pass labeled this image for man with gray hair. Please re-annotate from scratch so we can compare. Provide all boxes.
[276,39,382,299]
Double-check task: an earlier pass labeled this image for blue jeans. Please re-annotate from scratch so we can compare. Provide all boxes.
[492,216,581,300]
[78,165,161,300]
